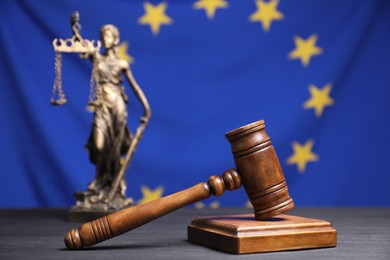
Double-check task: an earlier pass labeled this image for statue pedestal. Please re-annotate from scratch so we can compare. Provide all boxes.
[68,209,116,222]
[187,214,336,254]
[68,190,133,222]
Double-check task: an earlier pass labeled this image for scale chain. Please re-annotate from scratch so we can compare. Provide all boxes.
[51,52,67,105]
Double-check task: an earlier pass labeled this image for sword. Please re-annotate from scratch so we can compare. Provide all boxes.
[107,118,150,202]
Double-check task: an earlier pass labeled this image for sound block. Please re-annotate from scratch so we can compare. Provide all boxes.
[187,214,336,254]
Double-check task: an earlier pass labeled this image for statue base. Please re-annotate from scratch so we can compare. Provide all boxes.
[68,189,134,222]
[187,214,336,254]
[68,208,117,222]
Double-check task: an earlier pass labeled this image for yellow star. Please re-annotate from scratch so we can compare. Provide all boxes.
[195,201,219,209]
[193,0,229,20]
[288,34,323,67]
[138,2,173,35]
[195,202,205,209]
[287,140,319,173]
[249,0,284,32]
[245,200,253,209]
[117,41,134,64]
[138,185,164,204]
[209,201,220,209]
[304,83,335,117]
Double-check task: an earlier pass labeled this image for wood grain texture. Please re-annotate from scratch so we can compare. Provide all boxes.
[188,214,337,254]
[225,120,294,220]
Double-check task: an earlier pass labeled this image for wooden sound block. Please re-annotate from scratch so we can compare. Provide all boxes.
[187,214,337,254]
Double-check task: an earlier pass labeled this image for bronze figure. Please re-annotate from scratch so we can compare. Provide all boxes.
[52,12,151,215]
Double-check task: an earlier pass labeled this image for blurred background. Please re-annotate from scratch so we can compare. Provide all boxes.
[0,0,389,208]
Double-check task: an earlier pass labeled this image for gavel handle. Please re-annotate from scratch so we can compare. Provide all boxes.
[65,169,242,249]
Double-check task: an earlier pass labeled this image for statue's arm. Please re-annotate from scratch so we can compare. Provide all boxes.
[124,66,151,123]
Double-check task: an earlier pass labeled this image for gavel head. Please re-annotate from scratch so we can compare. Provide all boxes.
[225,120,294,220]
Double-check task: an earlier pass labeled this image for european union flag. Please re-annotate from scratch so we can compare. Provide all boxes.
[0,0,389,207]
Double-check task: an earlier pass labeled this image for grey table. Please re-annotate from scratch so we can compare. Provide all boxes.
[0,208,389,260]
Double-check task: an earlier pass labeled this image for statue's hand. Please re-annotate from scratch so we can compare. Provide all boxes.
[79,51,96,60]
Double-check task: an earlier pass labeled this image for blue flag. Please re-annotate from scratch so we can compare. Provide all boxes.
[1,0,389,207]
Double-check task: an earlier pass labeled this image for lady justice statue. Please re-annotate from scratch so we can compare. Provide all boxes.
[51,12,151,218]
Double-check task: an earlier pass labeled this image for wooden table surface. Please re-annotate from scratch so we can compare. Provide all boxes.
[0,208,389,260]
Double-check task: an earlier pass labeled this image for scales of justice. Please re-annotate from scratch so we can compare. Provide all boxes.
[55,13,336,254]
[51,12,151,221]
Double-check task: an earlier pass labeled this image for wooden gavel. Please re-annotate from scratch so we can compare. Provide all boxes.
[65,120,294,249]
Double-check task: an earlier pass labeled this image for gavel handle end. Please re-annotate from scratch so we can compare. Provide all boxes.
[64,228,82,250]
[65,215,116,249]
